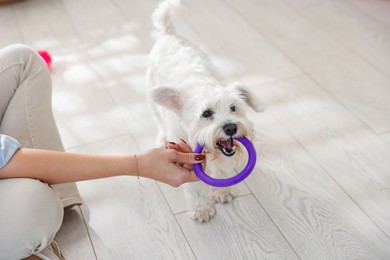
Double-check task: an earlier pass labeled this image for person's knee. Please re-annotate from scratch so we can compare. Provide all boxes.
[0,178,64,259]
[2,44,37,60]
[2,44,47,73]
[22,178,64,232]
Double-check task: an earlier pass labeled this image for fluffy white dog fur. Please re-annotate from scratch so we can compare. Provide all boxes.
[146,0,263,222]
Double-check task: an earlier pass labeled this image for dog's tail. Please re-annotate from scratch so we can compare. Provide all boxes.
[152,0,181,35]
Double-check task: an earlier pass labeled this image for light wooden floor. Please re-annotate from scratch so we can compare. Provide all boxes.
[1,0,390,259]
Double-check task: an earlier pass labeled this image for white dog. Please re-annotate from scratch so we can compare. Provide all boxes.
[146,0,263,222]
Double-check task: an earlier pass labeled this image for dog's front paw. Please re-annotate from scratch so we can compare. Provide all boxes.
[189,205,216,222]
[210,188,234,204]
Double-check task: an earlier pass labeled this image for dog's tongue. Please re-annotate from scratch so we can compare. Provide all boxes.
[220,138,233,149]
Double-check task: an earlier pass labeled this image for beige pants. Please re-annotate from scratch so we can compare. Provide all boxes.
[0,44,82,259]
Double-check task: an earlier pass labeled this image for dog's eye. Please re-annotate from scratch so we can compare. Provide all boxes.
[230,105,236,112]
[202,110,214,118]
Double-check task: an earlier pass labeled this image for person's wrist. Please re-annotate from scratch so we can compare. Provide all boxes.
[133,154,140,180]
[133,152,149,179]
[125,154,142,178]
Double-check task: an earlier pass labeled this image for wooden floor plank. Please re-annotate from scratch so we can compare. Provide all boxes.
[348,0,390,28]
[176,195,299,260]
[380,132,390,147]
[0,5,21,47]
[51,65,131,149]
[55,207,97,260]
[256,74,390,239]
[158,181,251,215]
[282,0,326,8]
[243,93,390,259]
[12,0,82,51]
[112,0,159,50]
[178,0,303,86]
[60,0,130,47]
[297,0,390,79]
[77,178,196,259]
[226,0,390,134]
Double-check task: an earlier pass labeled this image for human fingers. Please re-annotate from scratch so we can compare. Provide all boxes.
[177,139,193,153]
[166,142,186,168]
[167,141,180,151]
[167,140,197,167]
[186,169,200,182]
[177,140,206,170]
[167,139,193,153]
[172,150,205,165]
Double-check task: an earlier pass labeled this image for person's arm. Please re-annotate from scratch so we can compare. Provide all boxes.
[0,141,205,187]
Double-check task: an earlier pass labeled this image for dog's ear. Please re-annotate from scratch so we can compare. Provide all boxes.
[150,86,183,112]
[231,83,264,112]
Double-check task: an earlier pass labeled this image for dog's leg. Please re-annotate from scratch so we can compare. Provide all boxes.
[209,187,235,204]
[208,163,240,203]
[185,182,215,222]
[208,168,236,204]
[208,150,245,203]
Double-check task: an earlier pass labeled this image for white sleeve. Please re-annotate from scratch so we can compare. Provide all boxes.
[0,134,21,169]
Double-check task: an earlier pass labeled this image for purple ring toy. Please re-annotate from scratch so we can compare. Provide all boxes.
[193,136,257,187]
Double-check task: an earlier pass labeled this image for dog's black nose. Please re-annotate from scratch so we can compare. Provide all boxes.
[223,123,237,137]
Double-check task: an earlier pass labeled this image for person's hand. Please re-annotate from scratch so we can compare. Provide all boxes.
[137,140,205,187]
[167,139,206,171]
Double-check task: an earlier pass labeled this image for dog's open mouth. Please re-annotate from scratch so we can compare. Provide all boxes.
[216,138,236,157]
